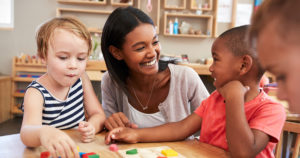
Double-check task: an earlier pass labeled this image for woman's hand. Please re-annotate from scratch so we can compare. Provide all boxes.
[105,127,139,144]
[104,112,138,131]
[40,126,79,158]
[78,121,96,143]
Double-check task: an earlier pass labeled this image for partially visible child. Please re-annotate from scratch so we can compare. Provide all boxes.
[105,25,286,158]
[20,17,106,158]
[249,0,300,113]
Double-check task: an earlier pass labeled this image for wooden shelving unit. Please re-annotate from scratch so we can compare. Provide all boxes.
[164,0,186,10]
[56,8,112,15]
[163,0,218,38]
[56,8,112,34]
[136,0,161,34]
[10,56,107,116]
[0,76,11,123]
[190,0,213,11]
[163,13,213,38]
[111,0,133,7]
[57,0,107,5]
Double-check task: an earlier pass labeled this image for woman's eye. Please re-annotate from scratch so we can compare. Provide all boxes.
[135,46,145,52]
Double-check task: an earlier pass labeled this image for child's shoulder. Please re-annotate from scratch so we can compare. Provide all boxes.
[249,91,286,116]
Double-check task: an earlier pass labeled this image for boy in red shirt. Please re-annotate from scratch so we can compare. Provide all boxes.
[104,25,286,158]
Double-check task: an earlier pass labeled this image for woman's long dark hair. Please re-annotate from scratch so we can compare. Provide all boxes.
[101,7,154,93]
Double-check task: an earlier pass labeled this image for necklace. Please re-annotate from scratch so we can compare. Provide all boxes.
[131,80,156,110]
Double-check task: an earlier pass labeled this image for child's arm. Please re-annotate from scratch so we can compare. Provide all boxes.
[78,73,106,142]
[219,81,269,158]
[105,113,202,144]
[20,88,79,158]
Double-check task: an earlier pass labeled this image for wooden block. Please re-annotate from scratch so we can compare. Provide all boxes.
[161,149,178,157]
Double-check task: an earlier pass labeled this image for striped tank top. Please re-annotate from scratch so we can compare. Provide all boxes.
[24,78,85,129]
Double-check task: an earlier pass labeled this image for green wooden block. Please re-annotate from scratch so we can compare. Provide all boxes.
[88,154,100,158]
[126,149,138,155]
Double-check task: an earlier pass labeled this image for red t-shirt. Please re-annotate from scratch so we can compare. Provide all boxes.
[194,90,286,158]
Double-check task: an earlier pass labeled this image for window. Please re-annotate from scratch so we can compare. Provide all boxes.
[0,0,14,29]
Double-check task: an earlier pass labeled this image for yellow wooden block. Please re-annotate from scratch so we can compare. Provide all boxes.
[161,149,178,157]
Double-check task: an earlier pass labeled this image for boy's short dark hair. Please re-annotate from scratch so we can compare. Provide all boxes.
[219,25,264,81]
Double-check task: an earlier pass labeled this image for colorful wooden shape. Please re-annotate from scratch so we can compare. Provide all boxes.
[161,149,178,157]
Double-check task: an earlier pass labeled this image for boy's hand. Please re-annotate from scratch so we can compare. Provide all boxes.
[218,80,250,100]
[104,112,138,131]
[40,126,79,158]
[105,127,139,144]
[78,121,96,143]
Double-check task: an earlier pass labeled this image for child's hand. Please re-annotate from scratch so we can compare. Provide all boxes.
[40,126,79,158]
[104,112,138,131]
[218,80,250,100]
[104,127,139,144]
[78,121,96,143]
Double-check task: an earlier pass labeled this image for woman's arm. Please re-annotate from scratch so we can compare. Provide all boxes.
[101,72,136,130]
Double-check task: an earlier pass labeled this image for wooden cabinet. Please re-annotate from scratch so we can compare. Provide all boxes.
[10,56,107,116]
[163,13,213,38]
[57,0,107,5]
[56,0,217,37]
[163,0,218,38]
[57,0,160,34]
[164,0,186,10]
[0,76,11,123]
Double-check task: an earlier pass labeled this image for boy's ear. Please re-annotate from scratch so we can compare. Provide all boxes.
[239,55,253,75]
[109,45,123,60]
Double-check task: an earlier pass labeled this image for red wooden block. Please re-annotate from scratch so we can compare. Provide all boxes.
[40,151,50,158]
[109,144,118,152]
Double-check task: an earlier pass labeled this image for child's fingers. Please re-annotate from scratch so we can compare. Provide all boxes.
[59,140,74,158]
[79,121,85,128]
[66,138,79,158]
[47,145,57,158]
[53,142,67,158]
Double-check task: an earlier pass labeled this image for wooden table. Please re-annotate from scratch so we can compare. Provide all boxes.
[0,130,229,158]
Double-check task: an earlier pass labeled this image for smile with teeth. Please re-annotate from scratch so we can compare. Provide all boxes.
[142,59,156,66]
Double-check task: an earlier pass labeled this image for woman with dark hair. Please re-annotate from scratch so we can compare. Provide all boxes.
[101,7,209,131]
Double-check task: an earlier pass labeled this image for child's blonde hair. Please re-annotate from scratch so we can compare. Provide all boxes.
[36,16,92,59]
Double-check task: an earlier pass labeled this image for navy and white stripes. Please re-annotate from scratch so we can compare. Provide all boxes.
[25,79,85,129]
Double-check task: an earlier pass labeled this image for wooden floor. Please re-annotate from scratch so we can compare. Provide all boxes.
[0,116,22,136]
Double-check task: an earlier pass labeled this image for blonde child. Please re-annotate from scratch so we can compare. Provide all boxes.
[249,0,300,114]
[20,17,106,158]
[105,25,286,158]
